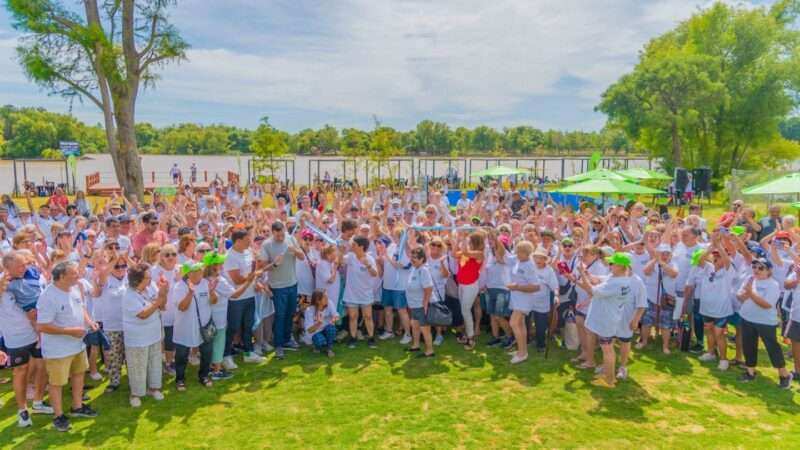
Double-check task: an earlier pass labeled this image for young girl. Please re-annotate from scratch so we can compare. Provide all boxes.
[315,245,341,314]
[304,290,339,357]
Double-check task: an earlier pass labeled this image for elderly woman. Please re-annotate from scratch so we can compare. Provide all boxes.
[123,263,169,407]
[92,254,129,393]
[737,257,792,388]
[150,244,179,374]
[170,262,217,391]
[405,247,435,357]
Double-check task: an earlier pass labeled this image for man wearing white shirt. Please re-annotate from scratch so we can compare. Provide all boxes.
[37,261,98,432]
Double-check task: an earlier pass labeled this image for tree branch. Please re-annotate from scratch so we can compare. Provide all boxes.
[138,10,161,60]
[52,72,104,110]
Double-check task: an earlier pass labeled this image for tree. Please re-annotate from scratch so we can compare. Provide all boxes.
[470,126,500,152]
[414,120,452,154]
[7,0,188,199]
[250,117,288,180]
[367,126,403,184]
[780,117,800,142]
[597,1,800,176]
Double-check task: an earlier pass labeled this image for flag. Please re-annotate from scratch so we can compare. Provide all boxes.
[588,151,602,171]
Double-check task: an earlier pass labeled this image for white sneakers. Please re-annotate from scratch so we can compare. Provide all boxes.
[433,334,444,346]
[222,356,238,370]
[616,366,628,380]
[718,360,730,371]
[31,401,54,415]
[510,354,528,364]
[149,390,165,401]
[89,372,103,381]
[378,331,394,340]
[17,410,32,428]
[399,334,412,345]
[698,352,717,362]
[243,352,265,364]
[130,397,142,408]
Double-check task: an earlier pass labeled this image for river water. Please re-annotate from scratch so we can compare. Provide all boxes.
[0,154,653,193]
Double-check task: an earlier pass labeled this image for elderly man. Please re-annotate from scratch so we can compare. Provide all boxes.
[37,261,98,432]
[758,205,782,240]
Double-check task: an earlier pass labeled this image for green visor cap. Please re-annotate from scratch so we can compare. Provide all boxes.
[180,262,205,276]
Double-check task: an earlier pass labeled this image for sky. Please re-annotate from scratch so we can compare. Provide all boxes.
[0,0,776,132]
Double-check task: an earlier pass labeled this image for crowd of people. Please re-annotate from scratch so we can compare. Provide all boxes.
[0,178,798,432]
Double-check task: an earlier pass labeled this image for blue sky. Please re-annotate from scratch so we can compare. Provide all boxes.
[0,0,776,132]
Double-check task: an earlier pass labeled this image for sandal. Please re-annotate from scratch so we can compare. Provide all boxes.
[418,352,436,358]
[405,347,421,352]
[200,377,213,388]
[577,362,596,370]
[464,339,476,350]
[176,381,186,392]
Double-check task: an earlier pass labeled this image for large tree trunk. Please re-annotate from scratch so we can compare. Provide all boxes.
[113,96,145,201]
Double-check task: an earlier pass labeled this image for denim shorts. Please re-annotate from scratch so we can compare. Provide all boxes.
[728,312,741,327]
[409,307,429,326]
[702,315,728,328]
[642,302,675,329]
[84,330,111,350]
[381,289,407,308]
[486,288,512,317]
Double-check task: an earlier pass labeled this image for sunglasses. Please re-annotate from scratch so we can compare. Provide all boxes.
[197,249,210,254]
[114,264,128,270]
[163,252,177,257]
[562,244,574,248]
[751,264,767,271]
[107,244,120,250]
[430,243,443,247]
[149,221,159,226]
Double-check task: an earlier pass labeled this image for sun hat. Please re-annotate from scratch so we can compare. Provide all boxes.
[656,243,671,253]
[730,225,746,236]
[600,246,615,257]
[532,246,549,258]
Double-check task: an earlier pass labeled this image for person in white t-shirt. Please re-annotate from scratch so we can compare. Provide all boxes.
[150,244,180,375]
[122,263,168,408]
[304,290,339,357]
[342,236,380,349]
[576,253,647,387]
[170,262,217,391]
[506,241,541,365]
[0,251,53,427]
[91,254,128,392]
[639,244,678,354]
[37,261,99,432]
[377,227,412,344]
[405,247,436,357]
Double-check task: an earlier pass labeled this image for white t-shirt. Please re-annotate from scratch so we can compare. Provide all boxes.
[674,243,704,294]
[0,291,38,348]
[150,265,179,326]
[509,258,539,313]
[406,265,434,309]
[737,277,780,326]
[170,279,212,347]
[122,287,163,348]
[786,272,800,322]
[303,303,338,339]
[644,262,677,303]
[586,275,647,339]
[315,259,340,310]
[692,263,734,319]
[485,254,512,290]
[223,248,256,301]
[530,264,559,314]
[97,276,127,332]
[296,249,317,296]
[342,253,378,305]
[37,284,87,359]
[382,243,411,291]
[427,256,448,300]
[211,276,235,329]
[576,259,609,313]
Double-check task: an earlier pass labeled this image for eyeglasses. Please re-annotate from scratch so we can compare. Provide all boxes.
[197,249,210,254]
[107,244,120,250]
[149,221,159,226]
[752,264,767,272]
[430,243,443,248]
[163,252,177,257]
[562,244,574,248]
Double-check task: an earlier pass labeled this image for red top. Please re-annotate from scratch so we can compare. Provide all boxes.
[456,257,481,285]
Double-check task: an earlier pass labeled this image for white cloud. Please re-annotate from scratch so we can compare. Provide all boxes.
[0,0,775,130]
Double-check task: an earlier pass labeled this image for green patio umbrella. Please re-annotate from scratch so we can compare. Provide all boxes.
[617,168,672,181]
[742,173,800,195]
[555,179,665,195]
[564,168,633,182]
[470,165,529,178]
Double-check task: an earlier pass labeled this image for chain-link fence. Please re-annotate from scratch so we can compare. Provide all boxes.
[727,168,800,205]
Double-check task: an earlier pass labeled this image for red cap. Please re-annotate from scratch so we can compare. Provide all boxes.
[718,212,736,227]
[775,230,791,241]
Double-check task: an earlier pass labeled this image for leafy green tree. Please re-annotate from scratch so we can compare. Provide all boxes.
[6,0,188,199]
[414,120,452,154]
[779,117,800,142]
[470,126,500,152]
[251,118,289,180]
[313,125,340,154]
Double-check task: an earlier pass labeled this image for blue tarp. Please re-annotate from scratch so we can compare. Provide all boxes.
[445,190,598,211]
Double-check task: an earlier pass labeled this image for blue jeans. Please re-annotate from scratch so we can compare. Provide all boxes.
[224,297,255,357]
[311,324,336,350]
[272,284,298,349]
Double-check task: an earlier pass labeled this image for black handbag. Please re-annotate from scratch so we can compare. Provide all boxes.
[194,293,217,344]
[426,285,453,326]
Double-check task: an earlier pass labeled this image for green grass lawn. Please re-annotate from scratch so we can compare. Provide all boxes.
[1,334,799,449]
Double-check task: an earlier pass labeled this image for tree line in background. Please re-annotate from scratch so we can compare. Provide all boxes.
[597,0,800,180]
[0,105,641,159]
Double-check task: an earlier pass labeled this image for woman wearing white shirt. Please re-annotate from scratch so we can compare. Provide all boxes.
[123,263,168,407]
[689,242,734,370]
[736,257,792,388]
[506,241,541,364]
[639,244,678,354]
[570,245,608,370]
[783,263,800,381]
[171,262,218,391]
[304,290,339,357]
[405,247,435,357]
[426,237,450,346]
[342,236,380,349]
[150,244,179,375]
[92,254,128,392]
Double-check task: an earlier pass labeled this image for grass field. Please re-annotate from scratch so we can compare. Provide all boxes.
[1,334,799,449]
